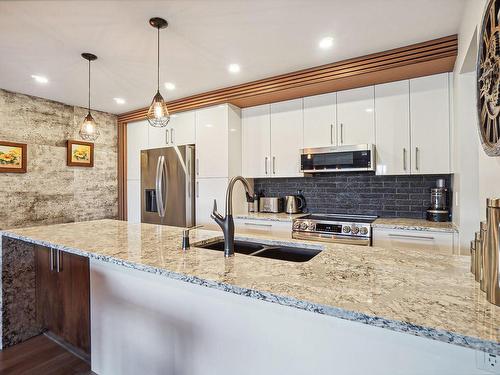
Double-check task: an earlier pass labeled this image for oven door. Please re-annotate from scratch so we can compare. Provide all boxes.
[292,231,371,246]
[300,144,375,173]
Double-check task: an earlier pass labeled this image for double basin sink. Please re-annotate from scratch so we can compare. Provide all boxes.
[197,239,321,262]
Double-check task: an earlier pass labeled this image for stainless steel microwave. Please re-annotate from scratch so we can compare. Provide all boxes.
[300,144,376,173]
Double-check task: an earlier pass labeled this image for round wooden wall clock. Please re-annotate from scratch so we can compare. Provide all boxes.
[478,0,500,156]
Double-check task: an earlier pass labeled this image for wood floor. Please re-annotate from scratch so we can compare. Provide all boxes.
[0,335,92,375]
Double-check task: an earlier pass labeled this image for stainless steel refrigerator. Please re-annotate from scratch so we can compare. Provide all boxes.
[141,145,195,227]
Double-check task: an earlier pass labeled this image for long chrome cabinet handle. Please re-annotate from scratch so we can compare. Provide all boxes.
[56,249,62,272]
[196,181,199,198]
[171,128,175,144]
[403,148,407,171]
[265,157,268,175]
[330,124,334,144]
[340,123,344,144]
[244,222,272,227]
[388,233,434,240]
[165,129,169,145]
[49,248,54,272]
[196,158,199,175]
[272,156,276,174]
[415,147,419,171]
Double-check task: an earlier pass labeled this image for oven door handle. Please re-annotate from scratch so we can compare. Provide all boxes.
[292,232,371,246]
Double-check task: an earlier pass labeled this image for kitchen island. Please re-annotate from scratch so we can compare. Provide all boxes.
[1,219,499,374]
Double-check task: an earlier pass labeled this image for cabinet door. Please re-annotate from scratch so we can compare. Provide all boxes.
[127,120,149,180]
[170,111,196,145]
[270,99,304,177]
[303,92,337,148]
[36,246,64,335]
[195,178,228,227]
[375,80,411,175]
[410,73,450,174]
[242,104,271,178]
[148,125,169,149]
[127,180,141,223]
[59,251,90,354]
[36,246,91,354]
[337,86,375,146]
[195,106,228,178]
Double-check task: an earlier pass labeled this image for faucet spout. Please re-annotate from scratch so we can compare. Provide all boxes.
[211,176,254,257]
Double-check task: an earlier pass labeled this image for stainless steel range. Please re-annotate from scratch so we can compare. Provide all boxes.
[292,214,377,246]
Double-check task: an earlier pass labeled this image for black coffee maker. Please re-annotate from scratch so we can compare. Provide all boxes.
[426,179,450,222]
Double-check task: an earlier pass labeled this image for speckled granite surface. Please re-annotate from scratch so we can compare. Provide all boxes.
[1,219,498,355]
[373,218,457,232]
[235,212,306,222]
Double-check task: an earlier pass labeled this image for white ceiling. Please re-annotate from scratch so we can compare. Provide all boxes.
[0,0,466,115]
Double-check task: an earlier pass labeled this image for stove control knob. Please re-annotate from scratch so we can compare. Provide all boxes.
[300,222,308,230]
[342,226,351,234]
[293,222,301,230]
[359,227,368,235]
[351,226,359,234]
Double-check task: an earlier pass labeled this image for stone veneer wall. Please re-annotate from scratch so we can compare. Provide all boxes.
[0,89,118,229]
[254,173,452,219]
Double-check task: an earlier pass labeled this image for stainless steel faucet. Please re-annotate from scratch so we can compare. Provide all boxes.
[211,176,254,257]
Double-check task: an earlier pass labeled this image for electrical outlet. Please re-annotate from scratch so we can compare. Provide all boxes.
[476,351,500,374]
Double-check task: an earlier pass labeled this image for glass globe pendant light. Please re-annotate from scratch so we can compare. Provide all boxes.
[79,53,100,141]
[147,17,170,128]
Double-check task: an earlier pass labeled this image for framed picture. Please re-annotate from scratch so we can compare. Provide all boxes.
[67,140,94,167]
[0,141,27,173]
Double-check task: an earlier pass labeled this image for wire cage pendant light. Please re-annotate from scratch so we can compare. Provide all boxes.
[79,53,100,141]
[147,17,170,128]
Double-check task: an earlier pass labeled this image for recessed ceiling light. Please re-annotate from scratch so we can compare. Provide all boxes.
[31,74,48,84]
[164,82,176,90]
[114,98,126,105]
[319,37,334,50]
[228,64,240,74]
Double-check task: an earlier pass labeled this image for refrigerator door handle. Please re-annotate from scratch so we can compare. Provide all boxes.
[155,156,166,218]
[162,157,168,216]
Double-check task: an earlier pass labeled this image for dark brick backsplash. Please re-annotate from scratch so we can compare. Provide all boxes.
[253,173,452,219]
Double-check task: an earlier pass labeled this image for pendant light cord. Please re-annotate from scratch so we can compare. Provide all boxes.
[157,27,160,92]
[88,59,91,112]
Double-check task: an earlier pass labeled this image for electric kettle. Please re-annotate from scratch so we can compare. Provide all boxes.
[285,193,306,214]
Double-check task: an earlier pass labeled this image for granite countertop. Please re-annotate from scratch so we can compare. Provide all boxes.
[234,212,306,222]
[373,218,457,233]
[1,219,498,355]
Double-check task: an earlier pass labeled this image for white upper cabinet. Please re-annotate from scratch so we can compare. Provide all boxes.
[127,120,149,180]
[242,104,271,178]
[303,92,337,148]
[270,99,304,177]
[195,105,229,178]
[337,86,375,146]
[375,80,411,175]
[148,110,195,149]
[410,73,450,174]
[169,111,196,146]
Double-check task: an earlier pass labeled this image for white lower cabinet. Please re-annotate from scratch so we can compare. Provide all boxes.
[234,218,292,239]
[373,228,454,255]
[127,180,141,223]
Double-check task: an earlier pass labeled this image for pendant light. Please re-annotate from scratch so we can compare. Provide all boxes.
[147,17,170,128]
[79,53,100,141]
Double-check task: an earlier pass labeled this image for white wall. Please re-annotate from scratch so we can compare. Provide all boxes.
[453,0,500,253]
